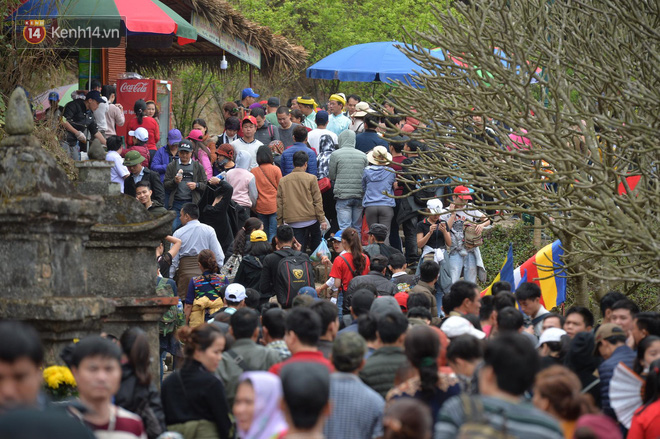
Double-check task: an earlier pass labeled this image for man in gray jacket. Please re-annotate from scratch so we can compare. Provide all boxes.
[329,130,368,234]
[343,255,397,317]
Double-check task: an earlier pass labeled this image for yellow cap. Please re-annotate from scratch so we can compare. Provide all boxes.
[250,230,268,242]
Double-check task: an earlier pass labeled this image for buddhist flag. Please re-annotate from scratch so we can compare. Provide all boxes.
[513,240,567,309]
[481,243,515,297]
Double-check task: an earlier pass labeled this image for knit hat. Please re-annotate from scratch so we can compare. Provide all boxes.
[370,296,402,318]
[216,143,234,160]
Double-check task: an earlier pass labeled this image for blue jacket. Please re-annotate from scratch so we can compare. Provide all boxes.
[281,142,318,177]
[362,165,396,207]
[355,130,388,154]
[151,146,179,183]
[599,344,636,419]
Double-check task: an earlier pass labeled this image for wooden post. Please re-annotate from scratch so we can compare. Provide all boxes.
[534,216,542,248]
[249,65,253,88]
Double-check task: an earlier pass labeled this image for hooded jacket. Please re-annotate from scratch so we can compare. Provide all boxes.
[362,164,396,207]
[329,130,368,200]
[225,150,258,208]
[254,119,281,145]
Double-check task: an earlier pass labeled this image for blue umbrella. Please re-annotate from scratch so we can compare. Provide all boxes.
[306,41,443,83]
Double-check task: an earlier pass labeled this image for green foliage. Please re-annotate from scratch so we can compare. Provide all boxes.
[478,222,541,287]
[229,0,451,63]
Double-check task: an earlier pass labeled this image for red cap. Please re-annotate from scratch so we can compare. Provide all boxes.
[394,292,409,312]
[453,185,472,200]
[242,115,257,126]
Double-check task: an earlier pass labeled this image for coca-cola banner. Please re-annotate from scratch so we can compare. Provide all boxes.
[115,79,156,139]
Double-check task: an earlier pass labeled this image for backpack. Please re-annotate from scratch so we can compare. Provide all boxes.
[275,249,315,308]
[412,176,438,207]
[157,278,184,337]
[220,253,242,283]
[464,223,484,249]
[457,395,514,439]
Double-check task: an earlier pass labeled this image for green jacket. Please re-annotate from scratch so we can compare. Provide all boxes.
[329,130,368,200]
[359,346,408,398]
[217,338,282,405]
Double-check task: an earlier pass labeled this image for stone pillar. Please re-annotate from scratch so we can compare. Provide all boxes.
[77,157,176,381]
[0,88,114,365]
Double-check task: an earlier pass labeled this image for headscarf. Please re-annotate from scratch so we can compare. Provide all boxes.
[297,96,318,109]
[316,134,336,179]
[237,372,288,439]
[329,94,346,107]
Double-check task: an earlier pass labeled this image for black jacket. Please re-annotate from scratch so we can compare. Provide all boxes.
[234,254,264,291]
[161,360,232,439]
[124,167,165,205]
[114,364,166,439]
[344,271,397,316]
[198,180,235,256]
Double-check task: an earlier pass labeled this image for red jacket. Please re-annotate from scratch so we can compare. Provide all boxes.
[127,116,160,150]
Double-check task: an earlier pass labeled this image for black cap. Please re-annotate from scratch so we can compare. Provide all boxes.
[281,362,330,428]
[267,97,280,107]
[178,140,194,152]
[368,223,388,240]
[85,90,104,104]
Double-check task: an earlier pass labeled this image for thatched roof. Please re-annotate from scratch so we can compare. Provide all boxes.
[125,0,307,77]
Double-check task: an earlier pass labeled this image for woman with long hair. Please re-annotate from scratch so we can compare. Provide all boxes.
[188,128,214,180]
[233,371,288,439]
[634,336,660,376]
[630,359,660,438]
[234,230,272,292]
[193,118,217,165]
[126,99,160,160]
[533,365,599,438]
[231,218,264,257]
[328,227,370,316]
[386,325,460,426]
[162,324,232,439]
[145,100,160,120]
[185,250,228,327]
[251,145,282,242]
[115,327,166,439]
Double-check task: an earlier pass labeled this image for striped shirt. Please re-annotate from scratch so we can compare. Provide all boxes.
[434,395,563,439]
[324,372,385,439]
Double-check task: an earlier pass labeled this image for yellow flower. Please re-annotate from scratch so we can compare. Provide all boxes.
[43,366,77,389]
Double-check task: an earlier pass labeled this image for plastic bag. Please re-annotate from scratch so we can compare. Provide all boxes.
[310,239,331,262]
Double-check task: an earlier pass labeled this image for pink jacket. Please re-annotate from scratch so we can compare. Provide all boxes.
[195,148,213,180]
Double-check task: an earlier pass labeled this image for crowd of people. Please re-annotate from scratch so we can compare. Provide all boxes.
[2,282,660,439]
[8,85,653,439]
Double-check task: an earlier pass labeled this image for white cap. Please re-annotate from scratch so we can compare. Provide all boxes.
[426,199,446,215]
[225,283,247,302]
[537,327,567,348]
[441,316,486,339]
[128,127,149,142]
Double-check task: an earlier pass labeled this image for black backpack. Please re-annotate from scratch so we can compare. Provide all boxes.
[275,249,315,308]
